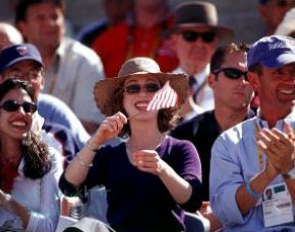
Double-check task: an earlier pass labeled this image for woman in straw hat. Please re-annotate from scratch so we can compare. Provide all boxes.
[59,57,203,232]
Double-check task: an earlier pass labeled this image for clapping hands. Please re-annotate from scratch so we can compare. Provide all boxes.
[258,123,295,177]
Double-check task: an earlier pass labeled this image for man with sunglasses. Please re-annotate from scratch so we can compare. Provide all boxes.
[210,35,295,231]
[171,42,255,231]
[170,1,234,119]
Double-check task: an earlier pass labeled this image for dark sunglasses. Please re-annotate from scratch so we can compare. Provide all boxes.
[180,31,216,43]
[124,83,161,94]
[213,68,248,81]
[0,100,37,113]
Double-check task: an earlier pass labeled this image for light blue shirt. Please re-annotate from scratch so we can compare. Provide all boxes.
[210,112,295,232]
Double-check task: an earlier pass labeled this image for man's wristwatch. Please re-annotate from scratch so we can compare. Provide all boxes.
[283,167,295,180]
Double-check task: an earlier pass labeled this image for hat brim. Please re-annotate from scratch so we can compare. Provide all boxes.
[262,53,295,68]
[170,24,234,42]
[94,73,188,116]
[4,56,44,71]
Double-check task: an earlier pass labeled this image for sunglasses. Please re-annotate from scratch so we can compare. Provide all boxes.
[0,100,37,113]
[180,31,216,43]
[213,68,248,81]
[124,83,161,94]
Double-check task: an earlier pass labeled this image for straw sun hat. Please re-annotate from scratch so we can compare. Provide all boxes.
[94,57,188,116]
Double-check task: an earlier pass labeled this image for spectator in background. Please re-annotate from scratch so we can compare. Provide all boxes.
[171,42,255,231]
[170,1,234,114]
[0,22,23,50]
[76,0,134,47]
[275,7,295,38]
[210,35,295,231]
[0,23,90,149]
[15,0,106,134]
[0,79,62,232]
[258,0,295,36]
[59,57,203,232]
[92,0,178,78]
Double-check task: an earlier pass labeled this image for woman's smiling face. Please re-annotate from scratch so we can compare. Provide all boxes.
[0,88,34,140]
[123,75,161,119]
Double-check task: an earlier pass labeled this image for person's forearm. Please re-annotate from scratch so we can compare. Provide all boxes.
[236,171,275,215]
[65,139,100,186]
[159,165,192,204]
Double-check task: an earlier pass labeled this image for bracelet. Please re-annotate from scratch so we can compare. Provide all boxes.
[74,154,93,168]
[245,181,260,200]
[86,140,100,153]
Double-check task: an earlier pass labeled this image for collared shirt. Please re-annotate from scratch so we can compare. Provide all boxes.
[43,37,105,124]
[172,66,214,111]
[210,111,295,231]
[0,149,63,232]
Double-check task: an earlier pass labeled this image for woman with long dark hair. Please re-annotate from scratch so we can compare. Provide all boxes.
[0,79,62,232]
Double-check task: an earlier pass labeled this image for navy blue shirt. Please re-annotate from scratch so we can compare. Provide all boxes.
[59,136,202,232]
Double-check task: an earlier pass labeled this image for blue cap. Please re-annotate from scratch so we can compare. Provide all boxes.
[247,35,295,69]
[0,43,44,73]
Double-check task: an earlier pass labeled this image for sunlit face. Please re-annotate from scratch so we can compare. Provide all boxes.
[0,60,44,99]
[210,51,253,110]
[18,2,65,49]
[0,88,34,140]
[123,75,161,120]
[249,63,295,113]
[171,27,218,74]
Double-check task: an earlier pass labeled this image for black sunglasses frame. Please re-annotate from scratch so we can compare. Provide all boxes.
[0,100,37,113]
[212,68,249,81]
[179,31,216,43]
[124,83,161,94]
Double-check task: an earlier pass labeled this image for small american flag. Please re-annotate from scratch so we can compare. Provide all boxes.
[146,81,178,111]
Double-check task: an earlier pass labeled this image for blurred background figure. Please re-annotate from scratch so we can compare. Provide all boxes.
[0,22,23,51]
[92,0,178,78]
[258,0,295,36]
[170,0,234,118]
[15,0,105,134]
[275,7,295,38]
[0,23,89,151]
[76,0,134,47]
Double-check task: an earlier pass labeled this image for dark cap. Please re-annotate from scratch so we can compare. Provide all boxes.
[247,35,295,69]
[0,43,44,73]
[172,0,234,40]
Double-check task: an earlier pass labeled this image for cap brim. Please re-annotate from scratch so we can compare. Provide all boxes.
[262,53,295,68]
[5,56,44,70]
[94,73,188,116]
